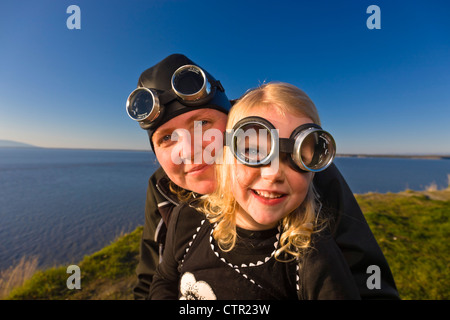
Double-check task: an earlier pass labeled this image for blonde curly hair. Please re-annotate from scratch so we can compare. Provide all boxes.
[199,82,324,261]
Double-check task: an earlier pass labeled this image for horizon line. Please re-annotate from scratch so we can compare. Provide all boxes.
[1,146,449,160]
[1,139,449,158]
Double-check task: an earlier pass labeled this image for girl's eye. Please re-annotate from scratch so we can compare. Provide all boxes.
[244,147,262,163]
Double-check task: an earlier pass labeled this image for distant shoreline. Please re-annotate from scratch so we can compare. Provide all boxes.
[0,145,149,153]
[336,154,450,160]
[1,145,449,160]
[1,139,449,160]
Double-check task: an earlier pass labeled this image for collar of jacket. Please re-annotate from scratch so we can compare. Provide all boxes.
[155,174,181,207]
[155,170,203,205]
[154,169,202,232]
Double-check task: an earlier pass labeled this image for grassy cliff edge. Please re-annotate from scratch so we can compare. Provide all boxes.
[4,227,142,300]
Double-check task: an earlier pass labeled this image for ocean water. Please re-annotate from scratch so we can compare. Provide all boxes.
[334,157,450,194]
[0,148,449,271]
[0,148,158,271]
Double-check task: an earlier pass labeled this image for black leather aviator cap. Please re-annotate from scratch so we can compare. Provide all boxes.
[136,54,232,150]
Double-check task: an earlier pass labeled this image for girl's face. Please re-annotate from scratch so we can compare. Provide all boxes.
[232,107,314,231]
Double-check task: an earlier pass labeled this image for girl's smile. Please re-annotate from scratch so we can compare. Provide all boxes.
[251,188,287,205]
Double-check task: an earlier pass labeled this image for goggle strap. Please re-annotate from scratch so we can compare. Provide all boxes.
[210,79,225,92]
[158,90,178,105]
[154,86,218,107]
[278,138,294,153]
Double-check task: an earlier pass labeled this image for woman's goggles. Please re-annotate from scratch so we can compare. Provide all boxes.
[228,116,336,172]
[126,64,224,125]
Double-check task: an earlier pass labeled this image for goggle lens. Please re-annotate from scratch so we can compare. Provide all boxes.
[126,88,160,125]
[233,123,272,165]
[172,65,209,101]
[298,131,335,171]
[128,90,153,120]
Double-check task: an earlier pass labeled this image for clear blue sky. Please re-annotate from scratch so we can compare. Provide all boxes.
[0,0,449,154]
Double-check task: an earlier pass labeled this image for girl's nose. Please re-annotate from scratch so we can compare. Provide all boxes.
[259,158,285,182]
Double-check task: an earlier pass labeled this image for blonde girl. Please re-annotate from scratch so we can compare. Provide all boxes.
[150,82,361,300]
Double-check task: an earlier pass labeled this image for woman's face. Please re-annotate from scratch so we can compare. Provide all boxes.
[152,109,227,194]
[232,107,314,230]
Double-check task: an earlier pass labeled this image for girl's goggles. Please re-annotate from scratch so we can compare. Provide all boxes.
[228,116,336,173]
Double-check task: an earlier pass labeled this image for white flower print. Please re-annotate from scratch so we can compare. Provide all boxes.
[179,272,216,300]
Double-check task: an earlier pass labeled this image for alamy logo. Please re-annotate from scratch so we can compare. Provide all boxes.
[66,265,81,289]
[366,265,381,290]
[367,5,381,30]
[168,122,281,172]
[66,5,81,30]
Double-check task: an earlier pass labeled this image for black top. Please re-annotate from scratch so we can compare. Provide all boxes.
[149,204,363,300]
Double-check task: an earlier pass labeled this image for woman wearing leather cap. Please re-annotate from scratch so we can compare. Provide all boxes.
[127,54,399,299]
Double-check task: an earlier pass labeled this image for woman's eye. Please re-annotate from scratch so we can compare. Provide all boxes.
[158,134,173,146]
[195,119,210,128]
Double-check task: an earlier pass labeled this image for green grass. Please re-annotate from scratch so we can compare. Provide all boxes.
[6,226,142,300]
[4,189,449,300]
[356,190,450,300]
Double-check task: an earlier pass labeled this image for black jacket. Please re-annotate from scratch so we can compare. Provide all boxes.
[133,164,399,299]
[150,203,362,300]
